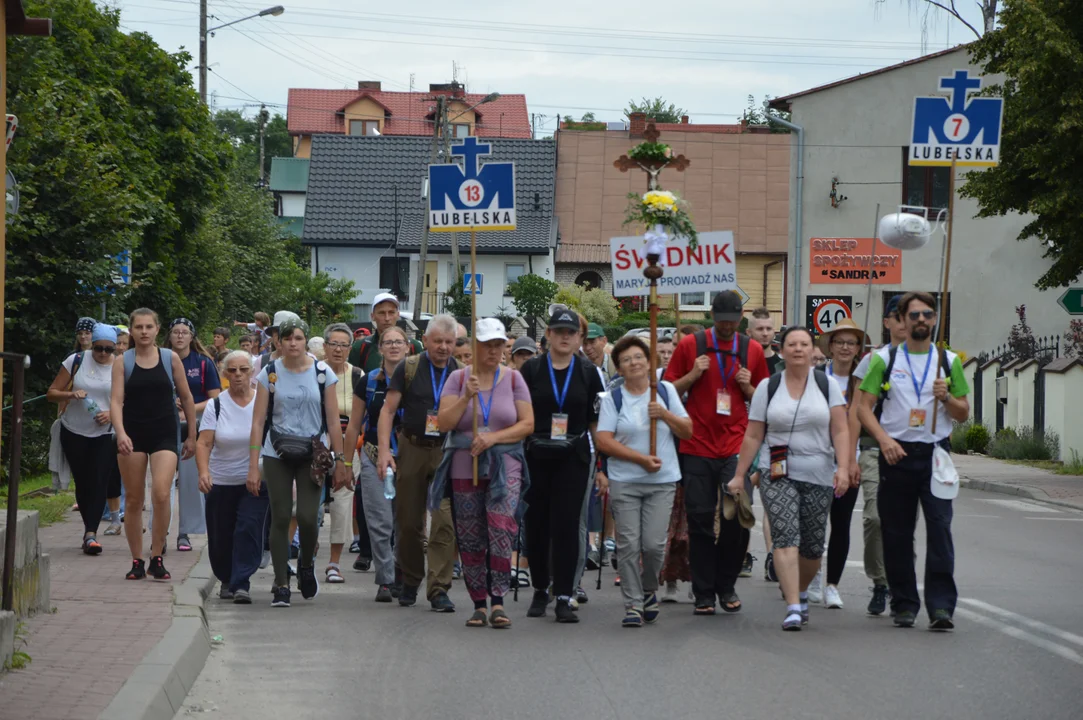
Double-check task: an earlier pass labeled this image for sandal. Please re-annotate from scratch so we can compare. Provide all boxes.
[103,521,122,536]
[325,564,345,584]
[82,536,103,556]
[720,591,742,613]
[693,599,716,616]
[490,608,511,629]
[465,609,488,628]
[622,609,644,628]
[176,534,192,552]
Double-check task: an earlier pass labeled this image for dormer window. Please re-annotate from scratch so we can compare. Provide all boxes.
[349,119,380,136]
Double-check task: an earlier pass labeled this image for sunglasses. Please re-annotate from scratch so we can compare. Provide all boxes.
[908,310,936,321]
[225,367,252,374]
[92,345,115,354]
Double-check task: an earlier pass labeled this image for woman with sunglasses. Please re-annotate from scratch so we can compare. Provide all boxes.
[344,325,409,602]
[166,318,222,553]
[197,351,266,604]
[46,324,122,555]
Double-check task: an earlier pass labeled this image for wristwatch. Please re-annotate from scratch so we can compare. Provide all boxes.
[334,452,346,464]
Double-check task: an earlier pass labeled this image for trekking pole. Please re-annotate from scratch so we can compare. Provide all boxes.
[597,489,607,591]
[513,526,521,602]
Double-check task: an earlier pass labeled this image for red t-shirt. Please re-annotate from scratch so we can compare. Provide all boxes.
[663,330,769,459]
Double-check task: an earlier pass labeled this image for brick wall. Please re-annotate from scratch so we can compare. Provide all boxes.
[556,263,613,294]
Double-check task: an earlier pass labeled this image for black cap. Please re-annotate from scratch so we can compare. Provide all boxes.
[712,290,743,322]
[547,308,580,331]
[884,294,903,318]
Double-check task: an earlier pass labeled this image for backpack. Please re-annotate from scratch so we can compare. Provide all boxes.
[612,381,670,414]
[762,369,830,437]
[68,351,85,390]
[694,330,750,368]
[873,345,952,421]
[262,358,329,444]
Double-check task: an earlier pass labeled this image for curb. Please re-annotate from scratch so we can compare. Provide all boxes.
[959,476,1083,513]
[98,551,217,720]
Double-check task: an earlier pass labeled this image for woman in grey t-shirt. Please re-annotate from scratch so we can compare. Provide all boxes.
[728,326,851,631]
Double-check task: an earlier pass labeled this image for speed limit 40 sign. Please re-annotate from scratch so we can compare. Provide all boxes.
[805,296,853,334]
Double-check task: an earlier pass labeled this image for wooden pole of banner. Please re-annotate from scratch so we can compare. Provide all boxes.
[673,295,681,337]
[644,262,662,454]
[471,227,479,486]
[931,157,957,435]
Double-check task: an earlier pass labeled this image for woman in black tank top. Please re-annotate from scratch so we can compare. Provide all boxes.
[110,309,198,582]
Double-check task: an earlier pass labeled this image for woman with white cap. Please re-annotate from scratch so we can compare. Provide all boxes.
[435,318,534,628]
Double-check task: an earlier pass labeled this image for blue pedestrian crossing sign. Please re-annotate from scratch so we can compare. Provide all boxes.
[464,273,483,295]
[429,137,516,232]
[910,69,1003,167]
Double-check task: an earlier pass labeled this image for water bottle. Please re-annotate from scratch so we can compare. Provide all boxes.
[83,397,100,415]
[383,466,396,500]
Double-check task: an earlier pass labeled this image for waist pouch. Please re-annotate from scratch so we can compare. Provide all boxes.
[526,433,588,462]
[270,427,315,465]
[363,442,380,468]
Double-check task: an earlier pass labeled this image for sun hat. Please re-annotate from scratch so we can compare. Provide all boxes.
[271,310,301,331]
[475,318,508,343]
[816,318,872,355]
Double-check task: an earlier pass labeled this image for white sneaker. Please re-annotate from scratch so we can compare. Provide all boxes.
[260,551,271,569]
[808,569,824,604]
[824,585,843,609]
[661,582,679,604]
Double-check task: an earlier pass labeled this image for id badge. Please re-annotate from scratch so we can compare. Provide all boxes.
[425,410,440,437]
[769,445,788,480]
[716,389,732,416]
[551,413,569,440]
[478,426,491,434]
[909,408,927,429]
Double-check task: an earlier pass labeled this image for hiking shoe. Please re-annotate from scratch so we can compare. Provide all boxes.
[868,585,890,616]
[622,609,644,628]
[353,556,372,572]
[399,585,419,607]
[527,589,549,618]
[298,566,319,600]
[219,587,235,600]
[894,610,917,628]
[605,538,617,569]
[375,585,393,603]
[739,553,755,578]
[661,582,679,603]
[148,556,171,581]
[103,521,122,536]
[555,598,579,623]
[125,559,146,580]
[233,589,252,604]
[575,586,589,604]
[643,593,660,623]
[452,561,462,580]
[271,586,291,607]
[764,551,778,582]
[586,547,601,571]
[929,609,955,631]
[808,568,823,603]
[390,582,403,599]
[824,585,843,609]
[430,591,456,613]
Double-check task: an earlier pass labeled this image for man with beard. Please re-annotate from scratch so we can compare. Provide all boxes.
[856,292,969,631]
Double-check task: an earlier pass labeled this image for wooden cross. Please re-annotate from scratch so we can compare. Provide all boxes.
[613,123,691,190]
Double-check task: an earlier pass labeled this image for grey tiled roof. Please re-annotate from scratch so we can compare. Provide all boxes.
[303,135,556,253]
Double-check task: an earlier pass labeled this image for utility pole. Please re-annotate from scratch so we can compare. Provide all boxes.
[443,99,461,284]
[413,95,444,322]
[199,0,208,104]
[258,104,269,187]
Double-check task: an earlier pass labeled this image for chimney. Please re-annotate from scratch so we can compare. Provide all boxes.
[357,81,382,91]
[628,112,647,138]
[681,115,689,124]
[429,81,465,97]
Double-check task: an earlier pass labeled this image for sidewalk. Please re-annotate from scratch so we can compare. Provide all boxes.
[954,453,1083,511]
[0,509,206,720]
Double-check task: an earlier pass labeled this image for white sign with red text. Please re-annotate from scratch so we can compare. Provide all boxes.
[609,231,737,298]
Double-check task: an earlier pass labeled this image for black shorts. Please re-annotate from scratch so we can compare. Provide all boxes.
[128,417,179,456]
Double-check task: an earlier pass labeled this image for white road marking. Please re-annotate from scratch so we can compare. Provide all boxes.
[979,498,1061,513]
[954,514,1002,519]
[953,608,1083,667]
[958,598,1083,649]
[1023,517,1083,522]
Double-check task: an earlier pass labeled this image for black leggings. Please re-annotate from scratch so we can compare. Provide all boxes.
[826,484,860,585]
[59,427,117,535]
[524,451,590,598]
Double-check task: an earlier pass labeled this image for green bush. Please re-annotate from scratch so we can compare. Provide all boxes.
[987,426,1059,461]
[965,423,991,454]
[950,422,969,454]
[603,325,624,342]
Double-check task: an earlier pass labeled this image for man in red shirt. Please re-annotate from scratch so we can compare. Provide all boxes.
[664,291,769,614]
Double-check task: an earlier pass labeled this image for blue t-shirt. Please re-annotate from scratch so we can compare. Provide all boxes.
[181,352,221,404]
[256,360,338,460]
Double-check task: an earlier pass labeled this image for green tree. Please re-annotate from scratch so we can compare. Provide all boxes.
[552,284,620,325]
[624,97,686,123]
[743,94,792,131]
[270,264,357,329]
[215,109,291,186]
[961,0,1083,289]
[507,273,559,336]
[580,112,596,122]
[442,279,472,317]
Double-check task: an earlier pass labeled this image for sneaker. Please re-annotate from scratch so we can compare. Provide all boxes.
[399,585,419,607]
[349,539,361,553]
[353,556,372,572]
[430,591,456,613]
[569,596,579,611]
[586,547,601,571]
[807,568,823,604]
[867,585,890,616]
[643,593,660,623]
[148,556,171,581]
[782,611,803,631]
[514,569,531,588]
[271,586,291,607]
[233,589,252,604]
[103,521,122,536]
[527,589,549,618]
[824,585,843,609]
[298,566,319,600]
[929,609,955,631]
[605,538,617,569]
[739,553,755,578]
[125,559,146,580]
[555,598,579,623]
[764,551,778,582]
[575,586,589,604]
[259,550,271,569]
[375,585,393,603]
[661,582,679,603]
[390,582,403,599]
[614,574,621,586]
[219,587,235,600]
[452,561,462,580]
[894,610,917,628]
[622,609,644,628]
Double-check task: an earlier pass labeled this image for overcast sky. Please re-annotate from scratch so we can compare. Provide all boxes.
[116,0,985,133]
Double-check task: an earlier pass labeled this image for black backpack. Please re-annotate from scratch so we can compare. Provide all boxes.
[873,345,952,421]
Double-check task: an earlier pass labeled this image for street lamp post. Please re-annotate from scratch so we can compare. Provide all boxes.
[199,3,285,104]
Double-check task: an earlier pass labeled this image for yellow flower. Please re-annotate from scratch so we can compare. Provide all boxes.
[881,381,891,392]
[268,373,278,384]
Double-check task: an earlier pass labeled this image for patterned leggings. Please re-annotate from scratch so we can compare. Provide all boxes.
[451,474,521,606]
[761,476,833,559]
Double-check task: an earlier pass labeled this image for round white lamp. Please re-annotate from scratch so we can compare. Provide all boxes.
[878,212,932,250]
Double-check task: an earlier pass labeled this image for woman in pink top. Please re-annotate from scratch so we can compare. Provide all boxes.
[437,318,534,629]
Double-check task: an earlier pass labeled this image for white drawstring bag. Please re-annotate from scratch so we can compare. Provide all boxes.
[931,445,960,500]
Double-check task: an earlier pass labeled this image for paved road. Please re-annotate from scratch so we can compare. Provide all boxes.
[175,488,1083,720]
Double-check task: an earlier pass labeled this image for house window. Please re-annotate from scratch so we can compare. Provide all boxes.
[379,256,410,298]
[349,119,380,137]
[574,271,603,291]
[680,290,721,308]
[452,123,470,138]
[448,262,469,286]
[505,263,525,294]
[902,147,951,216]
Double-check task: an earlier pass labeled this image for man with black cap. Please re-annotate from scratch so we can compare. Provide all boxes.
[663,290,769,615]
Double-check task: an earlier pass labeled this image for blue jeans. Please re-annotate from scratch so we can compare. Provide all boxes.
[205,482,270,592]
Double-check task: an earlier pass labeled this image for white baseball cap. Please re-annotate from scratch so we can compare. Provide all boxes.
[475,318,508,343]
[372,292,400,310]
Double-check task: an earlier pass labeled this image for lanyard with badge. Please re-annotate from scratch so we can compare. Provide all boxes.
[711,329,738,416]
[424,361,450,437]
[548,355,574,440]
[477,367,500,433]
[902,343,933,429]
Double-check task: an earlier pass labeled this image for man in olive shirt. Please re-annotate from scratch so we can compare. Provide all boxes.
[377,314,459,611]
[348,293,423,372]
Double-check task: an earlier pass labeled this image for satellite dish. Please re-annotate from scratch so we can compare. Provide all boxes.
[878,212,931,250]
[6,170,18,225]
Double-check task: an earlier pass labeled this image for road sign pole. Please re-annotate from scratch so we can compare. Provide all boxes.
[932,156,957,434]
[861,203,881,352]
[470,227,479,487]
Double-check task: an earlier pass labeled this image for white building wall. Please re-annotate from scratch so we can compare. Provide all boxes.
[786,48,1062,357]
[280,192,306,217]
